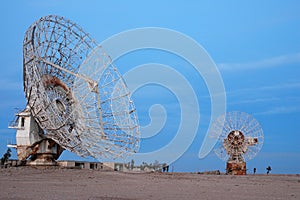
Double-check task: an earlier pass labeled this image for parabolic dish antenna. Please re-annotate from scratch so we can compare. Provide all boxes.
[209,111,263,174]
[17,15,140,161]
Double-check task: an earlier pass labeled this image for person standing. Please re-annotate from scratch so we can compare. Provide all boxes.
[266,166,271,174]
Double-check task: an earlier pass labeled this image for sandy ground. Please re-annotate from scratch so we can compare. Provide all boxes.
[0,167,299,200]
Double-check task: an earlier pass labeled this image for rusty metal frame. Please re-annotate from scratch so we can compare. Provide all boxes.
[22,15,140,160]
[210,111,264,163]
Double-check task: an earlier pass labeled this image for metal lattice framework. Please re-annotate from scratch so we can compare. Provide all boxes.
[23,15,140,159]
[209,111,264,162]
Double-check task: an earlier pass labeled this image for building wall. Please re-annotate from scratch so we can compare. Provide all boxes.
[58,161,103,170]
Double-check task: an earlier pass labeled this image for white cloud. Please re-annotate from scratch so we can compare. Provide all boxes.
[228,97,280,105]
[255,106,300,115]
[218,52,300,71]
[227,82,300,97]
[226,83,300,109]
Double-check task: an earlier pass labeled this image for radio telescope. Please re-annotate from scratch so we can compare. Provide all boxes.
[210,111,263,175]
[9,15,140,165]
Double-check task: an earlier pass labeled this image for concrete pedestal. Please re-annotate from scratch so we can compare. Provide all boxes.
[226,161,246,175]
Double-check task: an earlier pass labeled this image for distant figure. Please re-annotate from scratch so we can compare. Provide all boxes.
[162,165,169,173]
[253,167,256,174]
[0,148,11,166]
[266,166,271,175]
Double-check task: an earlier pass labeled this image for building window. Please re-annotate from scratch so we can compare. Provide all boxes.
[21,117,25,127]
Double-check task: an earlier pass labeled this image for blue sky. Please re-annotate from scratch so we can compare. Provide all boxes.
[0,0,299,174]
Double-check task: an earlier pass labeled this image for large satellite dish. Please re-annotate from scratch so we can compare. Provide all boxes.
[209,111,264,174]
[11,15,140,163]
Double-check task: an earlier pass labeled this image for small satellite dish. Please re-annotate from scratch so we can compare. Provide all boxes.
[10,15,140,164]
[209,111,264,175]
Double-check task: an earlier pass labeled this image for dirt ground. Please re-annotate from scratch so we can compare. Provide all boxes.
[0,167,299,200]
